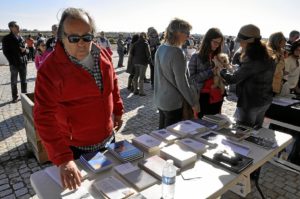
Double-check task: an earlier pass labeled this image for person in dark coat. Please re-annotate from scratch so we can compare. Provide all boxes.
[2,21,28,103]
[221,24,275,128]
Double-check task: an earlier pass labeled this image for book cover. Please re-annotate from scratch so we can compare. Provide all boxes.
[132,134,167,153]
[108,140,144,162]
[138,155,180,180]
[150,129,179,143]
[80,151,113,173]
[93,176,135,199]
[176,138,209,154]
[166,120,207,137]
[114,163,158,191]
[191,119,219,130]
[203,114,229,127]
[202,149,253,173]
[216,125,251,141]
[160,144,197,168]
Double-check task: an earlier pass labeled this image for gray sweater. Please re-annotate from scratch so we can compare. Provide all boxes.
[154,44,198,111]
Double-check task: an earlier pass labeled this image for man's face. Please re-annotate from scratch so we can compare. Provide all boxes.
[62,17,93,61]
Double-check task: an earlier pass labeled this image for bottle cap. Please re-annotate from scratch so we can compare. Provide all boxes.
[167,159,174,165]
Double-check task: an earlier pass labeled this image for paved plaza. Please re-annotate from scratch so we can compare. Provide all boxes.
[0,52,300,199]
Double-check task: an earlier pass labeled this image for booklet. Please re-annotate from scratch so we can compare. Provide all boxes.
[138,155,180,180]
[166,120,207,137]
[132,134,167,153]
[160,144,197,168]
[61,184,92,199]
[176,138,209,155]
[216,124,251,141]
[114,163,158,191]
[202,149,253,174]
[150,129,179,143]
[93,176,135,199]
[108,140,144,162]
[80,151,113,173]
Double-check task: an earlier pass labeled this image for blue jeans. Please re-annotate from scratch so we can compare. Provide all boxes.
[10,64,27,100]
[234,104,271,128]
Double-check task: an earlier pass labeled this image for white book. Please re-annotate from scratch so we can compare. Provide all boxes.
[150,129,179,143]
[138,155,180,180]
[132,134,167,153]
[93,176,135,199]
[160,144,197,168]
[177,138,209,154]
[61,184,92,199]
[203,114,229,127]
[114,163,158,191]
[166,120,207,137]
[45,166,87,188]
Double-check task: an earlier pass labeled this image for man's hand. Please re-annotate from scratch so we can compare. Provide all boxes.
[113,115,123,132]
[59,160,82,190]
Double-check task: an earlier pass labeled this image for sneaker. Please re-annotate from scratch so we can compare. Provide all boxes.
[11,98,18,103]
[139,93,146,96]
[134,91,139,95]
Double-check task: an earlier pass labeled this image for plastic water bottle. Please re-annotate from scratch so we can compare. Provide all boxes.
[162,159,176,199]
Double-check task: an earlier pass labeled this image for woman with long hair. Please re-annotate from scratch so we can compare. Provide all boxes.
[188,28,224,118]
[267,32,286,94]
[285,41,300,94]
[221,24,275,128]
[154,18,199,129]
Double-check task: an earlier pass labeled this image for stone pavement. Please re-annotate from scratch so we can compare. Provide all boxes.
[0,52,300,199]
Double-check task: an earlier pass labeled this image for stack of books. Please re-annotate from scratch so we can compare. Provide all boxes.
[202,149,253,173]
[108,140,144,162]
[191,119,219,130]
[160,144,197,168]
[93,176,136,199]
[166,120,208,137]
[114,163,159,191]
[150,129,179,144]
[202,114,230,128]
[138,155,180,180]
[132,134,167,153]
[80,151,113,173]
[176,138,209,155]
[215,124,251,141]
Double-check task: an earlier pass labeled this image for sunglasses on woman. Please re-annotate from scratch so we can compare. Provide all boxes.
[64,32,94,43]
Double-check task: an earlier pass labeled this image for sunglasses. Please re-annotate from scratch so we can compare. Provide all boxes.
[64,32,94,43]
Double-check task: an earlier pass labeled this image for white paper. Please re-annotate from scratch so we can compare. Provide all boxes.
[133,134,166,149]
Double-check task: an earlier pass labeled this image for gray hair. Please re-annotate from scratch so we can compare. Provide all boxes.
[57,7,96,41]
[164,18,192,46]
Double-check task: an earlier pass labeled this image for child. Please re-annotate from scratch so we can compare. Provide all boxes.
[34,38,51,70]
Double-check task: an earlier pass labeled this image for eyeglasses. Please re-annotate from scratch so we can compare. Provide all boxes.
[64,32,94,43]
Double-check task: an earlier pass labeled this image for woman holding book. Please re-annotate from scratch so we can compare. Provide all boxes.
[220,24,275,128]
[188,28,225,118]
[154,18,199,129]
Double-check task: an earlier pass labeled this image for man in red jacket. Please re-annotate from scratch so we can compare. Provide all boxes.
[34,8,124,190]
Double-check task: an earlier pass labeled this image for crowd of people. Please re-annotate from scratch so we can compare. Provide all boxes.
[1,7,300,190]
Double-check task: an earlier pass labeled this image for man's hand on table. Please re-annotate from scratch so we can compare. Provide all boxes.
[59,160,82,190]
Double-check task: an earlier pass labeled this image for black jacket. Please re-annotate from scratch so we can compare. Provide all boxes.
[2,32,27,66]
[131,38,151,66]
[221,58,275,109]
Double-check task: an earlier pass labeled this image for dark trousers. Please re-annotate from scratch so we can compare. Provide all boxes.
[27,47,35,61]
[10,64,27,100]
[117,50,124,67]
[150,62,154,86]
[158,108,183,129]
[70,137,115,160]
[198,93,223,118]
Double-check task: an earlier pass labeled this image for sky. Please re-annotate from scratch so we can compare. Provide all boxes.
[0,0,299,38]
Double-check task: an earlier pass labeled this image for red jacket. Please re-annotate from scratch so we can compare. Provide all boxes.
[33,42,124,165]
